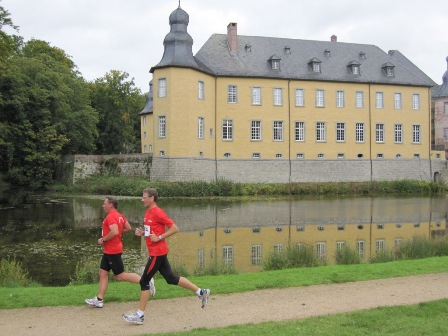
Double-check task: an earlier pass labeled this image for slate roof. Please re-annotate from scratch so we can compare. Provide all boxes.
[194,34,434,87]
[432,56,448,98]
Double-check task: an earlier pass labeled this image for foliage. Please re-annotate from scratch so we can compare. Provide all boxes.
[335,245,362,265]
[264,244,324,270]
[369,249,396,263]
[0,258,33,287]
[193,262,238,276]
[90,70,144,154]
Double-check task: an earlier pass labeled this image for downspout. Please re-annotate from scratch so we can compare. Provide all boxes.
[214,76,218,182]
[288,79,292,183]
[368,83,373,182]
[428,86,433,181]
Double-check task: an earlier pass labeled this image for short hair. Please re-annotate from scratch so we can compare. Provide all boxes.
[143,188,158,202]
[105,196,118,209]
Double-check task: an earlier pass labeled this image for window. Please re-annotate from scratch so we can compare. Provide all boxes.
[143,145,147,153]
[318,153,325,158]
[198,81,204,99]
[228,85,237,103]
[352,65,360,74]
[376,123,384,143]
[355,123,365,142]
[273,88,283,106]
[336,241,345,250]
[412,125,421,143]
[355,91,364,108]
[356,240,365,259]
[159,150,165,157]
[198,117,204,139]
[316,242,326,259]
[394,93,402,109]
[295,121,305,141]
[316,89,325,107]
[337,153,345,159]
[275,153,282,159]
[444,128,448,141]
[313,63,321,73]
[222,119,233,140]
[224,152,231,158]
[251,245,262,265]
[394,124,402,143]
[273,244,283,253]
[336,122,345,142]
[197,249,205,267]
[376,92,384,108]
[143,116,147,126]
[376,239,385,252]
[336,91,344,108]
[295,89,305,106]
[296,153,304,159]
[412,94,420,110]
[158,78,166,97]
[273,121,284,141]
[271,60,280,70]
[252,152,261,159]
[316,122,326,142]
[252,87,261,105]
[445,102,448,114]
[143,131,146,140]
[251,120,262,141]
[377,153,384,159]
[158,116,166,138]
[222,246,234,265]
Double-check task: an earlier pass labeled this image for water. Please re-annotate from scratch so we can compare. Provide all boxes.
[0,194,447,286]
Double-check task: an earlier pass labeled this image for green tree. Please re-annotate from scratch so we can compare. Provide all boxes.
[90,70,144,154]
[0,1,21,69]
[0,39,98,188]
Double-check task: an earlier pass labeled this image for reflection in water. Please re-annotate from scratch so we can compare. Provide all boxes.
[0,196,447,286]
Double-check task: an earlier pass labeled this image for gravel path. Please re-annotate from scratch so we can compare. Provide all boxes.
[1,273,448,336]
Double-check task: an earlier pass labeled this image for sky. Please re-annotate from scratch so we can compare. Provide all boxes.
[2,0,448,93]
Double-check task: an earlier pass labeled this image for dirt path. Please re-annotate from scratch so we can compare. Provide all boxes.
[1,273,448,336]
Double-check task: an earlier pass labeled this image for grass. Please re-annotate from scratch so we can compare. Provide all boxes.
[1,256,448,309]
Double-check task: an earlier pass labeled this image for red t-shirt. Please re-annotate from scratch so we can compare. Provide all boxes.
[102,209,126,254]
[143,206,174,256]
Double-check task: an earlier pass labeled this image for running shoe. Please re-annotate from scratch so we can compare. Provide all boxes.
[122,311,144,325]
[200,289,210,308]
[84,296,103,308]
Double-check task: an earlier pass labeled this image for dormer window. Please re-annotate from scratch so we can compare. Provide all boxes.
[269,55,281,70]
[308,57,322,73]
[245,44,252,52]
[359,51,366,60]
[324,49,331,57]
[382,62,395,77]
[348,60,361,75]
[284,46,291,54]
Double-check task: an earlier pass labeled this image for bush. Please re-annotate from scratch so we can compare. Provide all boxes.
[69,258,101,285]
[396,236,434,260]
[335,245,361,265]
[370,249,395,263]
[193,261,238,276]
[264,244,324,271]
[0,258,33,287]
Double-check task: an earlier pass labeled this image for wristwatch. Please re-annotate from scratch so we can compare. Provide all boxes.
[158,235,163,241]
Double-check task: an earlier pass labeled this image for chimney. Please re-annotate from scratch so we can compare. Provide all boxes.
[331,35,337,42]
[227,22,237,54]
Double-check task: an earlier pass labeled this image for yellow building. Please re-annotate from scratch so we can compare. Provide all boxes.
[140,6,446,183]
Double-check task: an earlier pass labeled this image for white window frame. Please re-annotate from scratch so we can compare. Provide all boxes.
[412,94,420,110]
[316,89,325,107]
[316,122,326,142]
[158,78,167,98]
[251,120,262,141]
[222,245,234,265]
[336,90,344,108]
[313,63,321,73]
[295,88,305,106]
[376,239,385,252]
[252,86,261,105]
[222,119,233,140]
[198,81,204,100]
[336,122,345,142]
[295,121,305,141]
[273,121,284,141]
[251,245,262,265]
[158,116,166,138]
[143,115,147,126]
[198,249,205,267]
[394,93,402,109]
[376,123,384,143]
[355,91,364,108]
[356,240,365,259]
[355,123,365,143]
[198,117,204,139]
[376,92,384,109]
[228,85,237,103]
[394,124,402,143]
[412,124,421,143]
[316,242,326,259]
[273,88,283,106]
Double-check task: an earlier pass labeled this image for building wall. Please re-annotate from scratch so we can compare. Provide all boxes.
[434,96,448,157]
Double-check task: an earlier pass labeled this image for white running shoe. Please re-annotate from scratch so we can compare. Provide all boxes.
[200,289,210,308]
[84,296,103,308]
[149,278,156,297]
[122,311,144,325]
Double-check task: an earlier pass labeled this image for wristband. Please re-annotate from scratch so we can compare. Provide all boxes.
[158,235,163,241]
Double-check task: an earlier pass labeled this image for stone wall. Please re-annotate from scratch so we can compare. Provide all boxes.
[62,155,448,184]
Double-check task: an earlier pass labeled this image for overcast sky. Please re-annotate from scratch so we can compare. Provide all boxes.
[2,0,448,92]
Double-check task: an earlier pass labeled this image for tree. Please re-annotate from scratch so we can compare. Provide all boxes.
[0,39,98,188]
[0,1,21,69]
[90,70,144,154]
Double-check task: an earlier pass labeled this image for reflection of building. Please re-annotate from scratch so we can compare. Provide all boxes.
[163,198,448,273]
[141,5,446,183]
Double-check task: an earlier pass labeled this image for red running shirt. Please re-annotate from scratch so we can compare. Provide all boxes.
[143,206,174,256]
[102,209,126,254]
